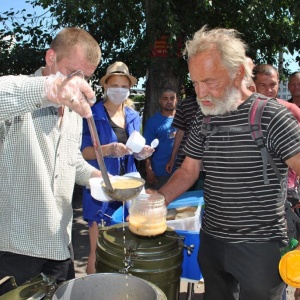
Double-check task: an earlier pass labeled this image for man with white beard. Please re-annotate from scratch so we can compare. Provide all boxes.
[155,26,300,300]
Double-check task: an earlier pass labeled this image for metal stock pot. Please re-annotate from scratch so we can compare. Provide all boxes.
[0,273,165,300]
[52,273,165,300]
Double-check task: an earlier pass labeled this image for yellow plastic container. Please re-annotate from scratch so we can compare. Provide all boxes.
[279,250,300,288]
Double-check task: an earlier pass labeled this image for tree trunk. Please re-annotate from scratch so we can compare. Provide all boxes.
[143,0,181,128]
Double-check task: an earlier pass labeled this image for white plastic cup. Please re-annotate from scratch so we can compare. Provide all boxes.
[126,131,146,153]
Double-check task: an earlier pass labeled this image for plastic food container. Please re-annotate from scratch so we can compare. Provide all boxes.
[126,130,146,153]
[129,193,167,236]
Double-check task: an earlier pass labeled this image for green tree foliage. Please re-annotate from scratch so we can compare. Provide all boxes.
[1,0,300,117]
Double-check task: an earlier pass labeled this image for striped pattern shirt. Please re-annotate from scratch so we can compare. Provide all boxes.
[172,95,200,167]
[0,70,96,260]
[184,96,300,243]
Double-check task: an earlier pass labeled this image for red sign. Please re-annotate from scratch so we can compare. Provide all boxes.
[150,35,168,57]
[150,35,182,58]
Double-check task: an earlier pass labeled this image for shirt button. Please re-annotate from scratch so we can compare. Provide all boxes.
[36,104,41,108]
[55,175,58,179]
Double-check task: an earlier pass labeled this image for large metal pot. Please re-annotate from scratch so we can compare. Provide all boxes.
[52,273,165,300]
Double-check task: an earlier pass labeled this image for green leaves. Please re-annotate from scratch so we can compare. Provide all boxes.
[1,0,300,85]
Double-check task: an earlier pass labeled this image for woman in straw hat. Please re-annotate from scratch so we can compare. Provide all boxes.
[81,61,153,274]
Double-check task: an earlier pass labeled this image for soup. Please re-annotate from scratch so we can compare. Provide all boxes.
[103,178,143,189]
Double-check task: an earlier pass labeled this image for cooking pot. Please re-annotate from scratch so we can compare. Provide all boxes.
[52,273,166,300]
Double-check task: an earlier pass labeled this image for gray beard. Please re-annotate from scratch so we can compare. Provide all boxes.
[197,86,242,116]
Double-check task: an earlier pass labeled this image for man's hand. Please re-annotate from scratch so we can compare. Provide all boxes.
[45,72,96,118]
[166,158,175,174]
[146,169,156,187]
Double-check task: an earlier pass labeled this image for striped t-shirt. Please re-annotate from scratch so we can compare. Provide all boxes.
[184,95,300,243]
[172,95,200,167]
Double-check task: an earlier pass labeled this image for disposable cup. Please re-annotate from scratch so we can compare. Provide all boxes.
[126,130,145,153]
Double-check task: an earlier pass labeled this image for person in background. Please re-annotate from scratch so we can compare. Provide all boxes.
[143,88,178,190]
[165,93,205,190]
[288,72,300,107]
[0,27,102,295]
[81,61,154,274]
[166,93,198,171]
[156,26,300,299]
[252,63,300,300]
[253,64,300,121]
[252,63,280,98]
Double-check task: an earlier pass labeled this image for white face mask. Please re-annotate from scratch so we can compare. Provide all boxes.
[107,87,130,105]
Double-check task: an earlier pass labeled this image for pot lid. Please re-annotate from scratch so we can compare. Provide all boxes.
[99,224,183,254]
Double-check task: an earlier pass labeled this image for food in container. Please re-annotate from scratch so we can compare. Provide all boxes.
[129,193,167,236]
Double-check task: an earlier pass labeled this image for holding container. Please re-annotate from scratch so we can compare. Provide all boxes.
[129,193,167,236]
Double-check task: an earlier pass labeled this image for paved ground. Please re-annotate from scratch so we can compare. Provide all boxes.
[71,185,296,300]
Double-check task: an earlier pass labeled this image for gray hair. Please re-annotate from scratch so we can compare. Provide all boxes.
[184,26,251,80]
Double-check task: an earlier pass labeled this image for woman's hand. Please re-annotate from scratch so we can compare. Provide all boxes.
[107,142,131,158]
[133,145,154,160]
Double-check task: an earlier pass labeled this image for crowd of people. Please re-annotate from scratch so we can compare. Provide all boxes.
[1,24,300,300]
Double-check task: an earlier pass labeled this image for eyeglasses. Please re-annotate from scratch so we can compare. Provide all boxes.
[67,70,91,81]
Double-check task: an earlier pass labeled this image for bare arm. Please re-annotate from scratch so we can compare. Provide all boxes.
[159,156,201,205]
[145,157,156,186]
[286,152,300,176]
[166,129,184,173]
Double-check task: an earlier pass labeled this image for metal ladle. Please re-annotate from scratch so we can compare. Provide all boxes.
[86,116,113,193]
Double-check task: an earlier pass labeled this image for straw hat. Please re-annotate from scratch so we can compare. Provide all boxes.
[100,61,137,87]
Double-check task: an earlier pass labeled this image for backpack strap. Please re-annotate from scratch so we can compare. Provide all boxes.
[248,95,282,185]
[201,116,219,149]
[200,94,282,186]
[201,116,211,151]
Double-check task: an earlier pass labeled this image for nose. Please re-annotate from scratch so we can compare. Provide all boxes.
[194,82,209,99]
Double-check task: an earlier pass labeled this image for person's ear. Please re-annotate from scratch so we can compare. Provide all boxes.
[45,49,56,67]
[234,64,245,87]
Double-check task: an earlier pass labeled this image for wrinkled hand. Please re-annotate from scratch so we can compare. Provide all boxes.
[110,142,131,158]
[44,72,96,118]
[133,145,154,161]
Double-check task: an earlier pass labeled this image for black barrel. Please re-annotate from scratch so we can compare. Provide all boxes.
[96,224,183,300]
